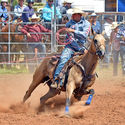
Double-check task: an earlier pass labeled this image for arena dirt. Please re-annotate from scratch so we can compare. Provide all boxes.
[0,68,125,125]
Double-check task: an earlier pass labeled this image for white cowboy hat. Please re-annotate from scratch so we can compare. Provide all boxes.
[29,14,40,21]
[111,22,119,29]
[90,13,97,17]
[63,0,73,4]
[67,8,85,16]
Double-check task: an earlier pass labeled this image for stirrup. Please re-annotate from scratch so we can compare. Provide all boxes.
[50,82,58,88]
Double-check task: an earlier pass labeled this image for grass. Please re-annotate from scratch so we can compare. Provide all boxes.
[0,63,124,78]
[0,65,28,74]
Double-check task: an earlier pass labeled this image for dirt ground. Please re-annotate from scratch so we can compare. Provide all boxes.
[0,67,125,125]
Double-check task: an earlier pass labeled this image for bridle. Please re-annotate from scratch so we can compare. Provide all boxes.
[93,35,105,59]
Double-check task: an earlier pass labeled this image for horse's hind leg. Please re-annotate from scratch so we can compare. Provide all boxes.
[23,81,41,103]
[38,88,58,112]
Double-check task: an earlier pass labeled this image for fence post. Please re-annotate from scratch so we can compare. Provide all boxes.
[8,12,11,66]
[51,0,57,53]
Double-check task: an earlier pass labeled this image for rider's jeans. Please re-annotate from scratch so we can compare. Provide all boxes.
[53,47,74,84]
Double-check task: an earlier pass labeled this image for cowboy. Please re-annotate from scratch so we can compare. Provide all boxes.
[21,0,34,23]
[21,14,51,72]
[60,0,73,15]
[13,0,26,22]
[0,0,8,23]
[89,13,101,34]
[110,22,120,76]
[42,0,62,29]
[51,8,91,88]
[60,0,73,22]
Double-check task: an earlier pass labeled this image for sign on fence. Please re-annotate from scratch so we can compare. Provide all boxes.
[118,0,125,12]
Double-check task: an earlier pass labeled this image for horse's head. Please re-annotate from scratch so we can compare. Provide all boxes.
[92,34,105,59]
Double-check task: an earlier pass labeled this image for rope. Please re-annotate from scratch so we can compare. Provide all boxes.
[56,27,73,45]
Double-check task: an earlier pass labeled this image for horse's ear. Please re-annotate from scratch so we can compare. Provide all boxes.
[102,30,105,36]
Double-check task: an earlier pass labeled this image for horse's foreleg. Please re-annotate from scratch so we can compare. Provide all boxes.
[38,88,58,112]
[65,81,75,115]
[23,81,41,103]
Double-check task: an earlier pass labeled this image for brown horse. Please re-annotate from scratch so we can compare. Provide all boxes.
[0,20,26,67]
[23,33,105,115]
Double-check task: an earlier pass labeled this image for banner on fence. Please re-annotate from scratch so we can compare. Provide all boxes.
[118,0,125,12]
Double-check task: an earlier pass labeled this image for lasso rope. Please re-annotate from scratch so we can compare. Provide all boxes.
[56,27,73,45]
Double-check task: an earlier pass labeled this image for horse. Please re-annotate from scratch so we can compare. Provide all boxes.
[22,31,105,115]
[0,20,26,68]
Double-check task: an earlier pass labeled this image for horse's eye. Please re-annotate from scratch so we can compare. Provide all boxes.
[94,39,98,44]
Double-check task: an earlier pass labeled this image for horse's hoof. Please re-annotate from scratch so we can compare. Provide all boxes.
[64,112,71,117]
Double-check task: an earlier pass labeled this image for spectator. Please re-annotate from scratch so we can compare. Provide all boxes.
[60,0,72,15]
[110,22,120,76]
[21,14,50,72]
[89,13,101,34]
[13,0,26,22]
[50,8,90,88]
[60,0,73,22]
[21,0,34,24]
[116,23,125,75]
[0,0,8,25]
[102,16,113,67]
[42,0,62,30]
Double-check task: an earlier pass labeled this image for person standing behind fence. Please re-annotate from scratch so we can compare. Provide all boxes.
[60,0,73,22]
[0,0,8,25]
[116,23,125,76]
[21,14,51,72]
[21,0,34,24]
[102,16,113,67]
[13,0,26,22]
[60,0,72,15]
[110,22,121,76]
[89,13,101,34]
[42,0,62,30]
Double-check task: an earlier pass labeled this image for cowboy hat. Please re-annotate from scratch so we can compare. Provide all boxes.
[29,14,40,21]
[90,13,97,17]
[67,8,85,16]
[111,22,119,29]
[63,0,73,4]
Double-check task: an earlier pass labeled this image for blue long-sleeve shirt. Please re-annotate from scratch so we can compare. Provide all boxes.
[42,2,62,22]
[0,5,8,21]
[21,6,34,22]
[65,17,91,51]
[92,21,101,34]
